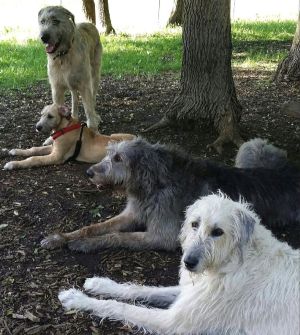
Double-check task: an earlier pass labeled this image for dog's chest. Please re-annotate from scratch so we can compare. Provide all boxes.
[48,60,80,88]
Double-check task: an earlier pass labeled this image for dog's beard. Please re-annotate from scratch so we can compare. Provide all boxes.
[90,177,125,191]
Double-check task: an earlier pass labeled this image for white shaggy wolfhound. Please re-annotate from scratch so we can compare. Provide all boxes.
[59,193,300,335]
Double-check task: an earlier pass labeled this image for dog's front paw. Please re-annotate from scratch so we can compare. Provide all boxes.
[84,277,117,296]
[3,161,17,170]
[68,238,98,253]
[41,234,66,249]
[43,137,53,146]
[59,288,89,311]
[8,149,17,156]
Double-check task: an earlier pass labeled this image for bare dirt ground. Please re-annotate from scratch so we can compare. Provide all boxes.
[0,70,300,334]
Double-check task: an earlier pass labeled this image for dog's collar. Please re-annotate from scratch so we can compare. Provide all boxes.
[51,123,84,140]
[53,49,69,60]
[52,37,74,60]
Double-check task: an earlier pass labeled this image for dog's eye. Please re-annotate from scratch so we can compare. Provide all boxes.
[211,228,224,237]
[47,114,54,119]
[53,19,60,25]
[191,221,199,229]
[113,154,122,162]
[40,19,45,24]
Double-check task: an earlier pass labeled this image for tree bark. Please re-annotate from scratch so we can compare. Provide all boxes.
[82,0,96,25]
[99,0,116,35]
[148,0,242,153]
[167,0,183,26]
[274,13,300,82]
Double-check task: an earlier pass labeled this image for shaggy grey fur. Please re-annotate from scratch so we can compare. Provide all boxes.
[235,138,287,169]
[41,137,300,253]
[38,6,102,131]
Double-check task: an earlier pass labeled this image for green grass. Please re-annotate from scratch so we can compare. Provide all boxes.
[0,21,296,90]
[232,20,296,68]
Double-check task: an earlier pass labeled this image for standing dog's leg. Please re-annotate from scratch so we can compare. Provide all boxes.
[81,83,101,132]
[41,211,135,250]
[59,289,177,334]
[51,83,66,106]
[91,43,101,108]
[84,277,180,307]
[71,90,79,119]
[8,146,52,157]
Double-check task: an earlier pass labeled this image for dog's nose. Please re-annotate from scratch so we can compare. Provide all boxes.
[41,33,50,43]
[36,124,42,132]
[86,168,95,178]
[184,255,198,271]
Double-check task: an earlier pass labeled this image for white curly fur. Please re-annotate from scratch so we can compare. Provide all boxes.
[59,193,300,335]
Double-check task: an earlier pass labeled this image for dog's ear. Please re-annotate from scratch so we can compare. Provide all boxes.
[62,7,75,24]
[233,207,256,263]
[58,105,71,118]
[69,12,75,24]
[38,8,45,19]
[235,208,255,245]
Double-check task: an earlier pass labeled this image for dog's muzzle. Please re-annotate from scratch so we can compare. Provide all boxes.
[183,254,199,271]
[36,124,43,132]
[41,33,50,43]
[86,167,95,179]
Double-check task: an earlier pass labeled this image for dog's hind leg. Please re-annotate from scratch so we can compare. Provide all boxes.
[81,84,101,132]
[83,277,180,308]
[59,289,177,334]
[67,231,178,253]
[91,39,101,108]
[8,145,52,157]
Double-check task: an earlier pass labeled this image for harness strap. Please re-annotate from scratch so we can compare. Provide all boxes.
[65,123,87,163]
[51,123,82,140]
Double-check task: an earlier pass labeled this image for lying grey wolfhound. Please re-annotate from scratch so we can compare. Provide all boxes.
[59,193,300,335]
[41,138,300,252]
[38,6,102,132]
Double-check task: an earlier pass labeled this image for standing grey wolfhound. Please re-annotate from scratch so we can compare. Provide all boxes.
[58,193,300,335]
[38,6,102,132]
[41,137,300,252]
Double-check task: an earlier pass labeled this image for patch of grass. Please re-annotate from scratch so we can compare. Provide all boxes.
[101,29,182,76]
[232,20,296,70]
[0,21,297,90]
[232,20,296,42]
[0,39,47,89]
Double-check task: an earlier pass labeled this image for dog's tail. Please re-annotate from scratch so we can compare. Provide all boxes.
[235,138,287,169]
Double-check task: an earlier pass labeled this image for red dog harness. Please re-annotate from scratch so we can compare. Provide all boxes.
[51,122,87,162]
[51,123,82,140]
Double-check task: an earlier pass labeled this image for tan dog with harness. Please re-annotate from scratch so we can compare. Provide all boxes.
[4,104,135,170]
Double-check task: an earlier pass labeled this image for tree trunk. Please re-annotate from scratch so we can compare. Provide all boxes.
[148,0,242,153]
[274,13,300,82]
[167,0,183,26]
[82,0,96,25]
[99,0,116,35]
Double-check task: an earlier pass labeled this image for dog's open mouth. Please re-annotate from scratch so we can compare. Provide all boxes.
[45,42,60,54]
